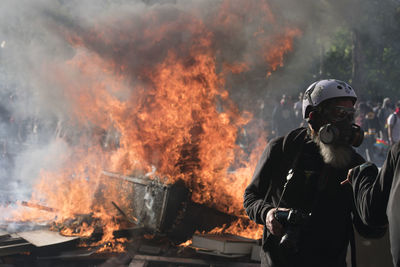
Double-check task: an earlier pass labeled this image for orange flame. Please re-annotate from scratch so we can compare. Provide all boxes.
[264,28,303,77]
[7,0,302,247]
[208,218,263,240]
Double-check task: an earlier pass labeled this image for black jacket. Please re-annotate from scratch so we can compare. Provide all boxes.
[350,142,400,266]
[244,127,384,267]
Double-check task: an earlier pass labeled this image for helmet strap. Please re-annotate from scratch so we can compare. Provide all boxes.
[309,104,333,132]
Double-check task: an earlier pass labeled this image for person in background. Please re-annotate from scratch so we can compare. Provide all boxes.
[271,94,296,137]
[346,140,400,266]
[387,102,400,146]
[293,92,304,127]
[356,102,382,162]
[244,79,384,267]
[377,97,394,142]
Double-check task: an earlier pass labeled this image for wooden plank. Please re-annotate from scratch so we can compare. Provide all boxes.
[195,249,246,258]
[191,234,256,254]
[0,235,26,247]
[17,230,79,247]
[133,255,210,265]
[0,230,10,239]
[20,201,57,212]
[0,242,32,257]
[37,248,97,260]
[133,255,260,267]
[129,259,148,267]
[102,171,151,186]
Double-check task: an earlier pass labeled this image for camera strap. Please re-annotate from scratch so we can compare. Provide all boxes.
[276,132,307,210]
[260,128,307,210]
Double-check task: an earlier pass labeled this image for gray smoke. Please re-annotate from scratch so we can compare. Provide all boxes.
[0,0,396,206]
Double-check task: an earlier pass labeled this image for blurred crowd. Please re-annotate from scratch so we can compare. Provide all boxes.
[268,93,400,167]
[1,85,399,173]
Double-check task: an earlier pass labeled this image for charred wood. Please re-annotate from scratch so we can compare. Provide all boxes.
[20,201,57,213]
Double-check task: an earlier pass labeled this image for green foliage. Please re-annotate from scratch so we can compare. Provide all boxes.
[319,1,400,101]
[323,28,352,81]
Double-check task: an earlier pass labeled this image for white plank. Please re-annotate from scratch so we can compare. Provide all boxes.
[191,234,256,254]
[16,229,79,247]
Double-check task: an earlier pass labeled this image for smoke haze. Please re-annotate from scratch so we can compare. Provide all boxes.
[0,0,396,210]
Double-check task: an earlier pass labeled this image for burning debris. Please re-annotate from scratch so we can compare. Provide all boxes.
[0,173,260,266]
[0,0,303,265]
[20,201,57,213]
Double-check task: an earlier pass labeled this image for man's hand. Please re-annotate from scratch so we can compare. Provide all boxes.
[266,208,289,236]
[341,162,377,186]
[341,168,355,185]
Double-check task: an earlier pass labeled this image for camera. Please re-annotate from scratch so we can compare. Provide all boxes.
[274,209,311,254]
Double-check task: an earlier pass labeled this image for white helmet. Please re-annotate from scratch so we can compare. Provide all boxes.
[302,79,357,119]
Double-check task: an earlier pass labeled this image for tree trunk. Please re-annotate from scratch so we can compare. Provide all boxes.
[351,29,366,96]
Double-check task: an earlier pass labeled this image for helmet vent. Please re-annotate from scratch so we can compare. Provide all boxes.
[337,85,343,89]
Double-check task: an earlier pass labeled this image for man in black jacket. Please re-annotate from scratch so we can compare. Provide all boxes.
[244,79,385,267]
[346,143,400,266]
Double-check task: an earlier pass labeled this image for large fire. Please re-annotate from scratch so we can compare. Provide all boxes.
[5,0,301,250]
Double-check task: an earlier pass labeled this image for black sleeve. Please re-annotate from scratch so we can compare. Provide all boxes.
[350,147,395,228]
[352,205,387,238]
[243,137,284,225]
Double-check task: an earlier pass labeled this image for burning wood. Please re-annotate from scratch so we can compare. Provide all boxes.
[0,1,313,265]
[20,201,57,213]
[0,0,305,256]
[50,213,99,237]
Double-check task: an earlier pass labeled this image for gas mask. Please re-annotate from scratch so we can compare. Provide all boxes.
[318,106,364,147]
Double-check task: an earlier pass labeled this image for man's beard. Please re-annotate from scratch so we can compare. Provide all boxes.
[312,133,354,169]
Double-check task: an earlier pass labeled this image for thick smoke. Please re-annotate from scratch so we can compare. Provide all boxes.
[0,0,396,207]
